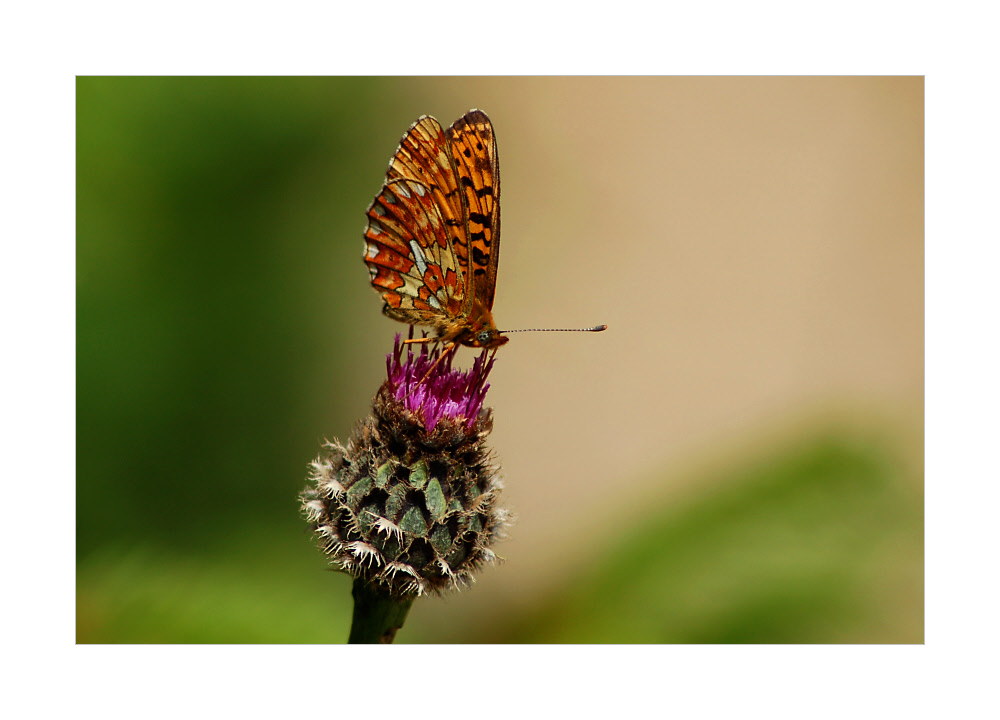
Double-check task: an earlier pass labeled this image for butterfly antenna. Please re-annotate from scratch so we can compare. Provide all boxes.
[499,324,608,334]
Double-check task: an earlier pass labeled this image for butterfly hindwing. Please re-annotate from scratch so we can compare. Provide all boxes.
[386,116,469,287]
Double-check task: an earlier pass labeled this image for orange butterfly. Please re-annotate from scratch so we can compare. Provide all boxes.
[363,109,507,351]
[364,110,605,355]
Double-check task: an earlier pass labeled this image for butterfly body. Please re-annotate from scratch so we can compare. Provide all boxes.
[364,110,508,351]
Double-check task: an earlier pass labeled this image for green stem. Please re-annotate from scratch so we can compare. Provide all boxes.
[348,579,415,644]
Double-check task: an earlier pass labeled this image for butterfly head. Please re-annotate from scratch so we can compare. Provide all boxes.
[468,327,509,350]
[452,301,508,350]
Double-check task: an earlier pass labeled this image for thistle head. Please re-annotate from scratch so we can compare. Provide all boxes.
[301,334,511,597]
[385,333,496,432]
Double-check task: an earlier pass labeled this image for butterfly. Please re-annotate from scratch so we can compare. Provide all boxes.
[363,109,508,351]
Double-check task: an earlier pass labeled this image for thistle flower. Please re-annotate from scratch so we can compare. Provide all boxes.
[301,334,512,607]
[384,332,495,433]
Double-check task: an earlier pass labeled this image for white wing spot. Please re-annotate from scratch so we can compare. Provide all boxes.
[368,219,383,236]
[413,183,426,197]
[427,295,441,310]
[396,184,411,200]
[365,243,379,260]
[409,240,428,275]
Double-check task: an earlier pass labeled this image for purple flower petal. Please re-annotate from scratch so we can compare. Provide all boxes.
[385,331,496,431]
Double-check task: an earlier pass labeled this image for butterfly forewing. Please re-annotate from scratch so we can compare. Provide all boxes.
[447,111,501,312]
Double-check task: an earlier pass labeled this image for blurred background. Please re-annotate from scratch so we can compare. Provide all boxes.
[77,77,922,643]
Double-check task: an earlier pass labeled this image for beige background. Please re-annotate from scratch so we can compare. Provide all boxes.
[357,78,923,631]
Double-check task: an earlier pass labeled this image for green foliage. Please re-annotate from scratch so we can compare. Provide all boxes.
[464,431,922,644]
[77,78,407,558]
[78,425,921,643]
[76,530,353,643]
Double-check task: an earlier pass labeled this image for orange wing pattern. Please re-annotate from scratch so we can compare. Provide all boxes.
[446,111,501,313]
[363,110,507,350]
[364,178,463,327]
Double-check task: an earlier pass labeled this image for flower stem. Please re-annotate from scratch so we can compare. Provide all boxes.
[348,579,415,644]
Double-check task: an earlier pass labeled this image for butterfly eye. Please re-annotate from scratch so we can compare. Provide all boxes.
[477,330,492,344]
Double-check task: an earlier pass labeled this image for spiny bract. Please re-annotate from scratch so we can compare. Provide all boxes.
[301,384,511,597]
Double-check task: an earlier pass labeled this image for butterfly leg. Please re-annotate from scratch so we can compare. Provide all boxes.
[409,341,458,393]
[425,341,458,380]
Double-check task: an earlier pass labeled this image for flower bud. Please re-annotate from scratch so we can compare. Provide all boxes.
[301,336,511,597]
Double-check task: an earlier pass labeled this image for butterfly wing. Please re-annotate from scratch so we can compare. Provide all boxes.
[385,116,469,288]
[446,110,501,313]
[363,110,504,348]
[363,177,464,332]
